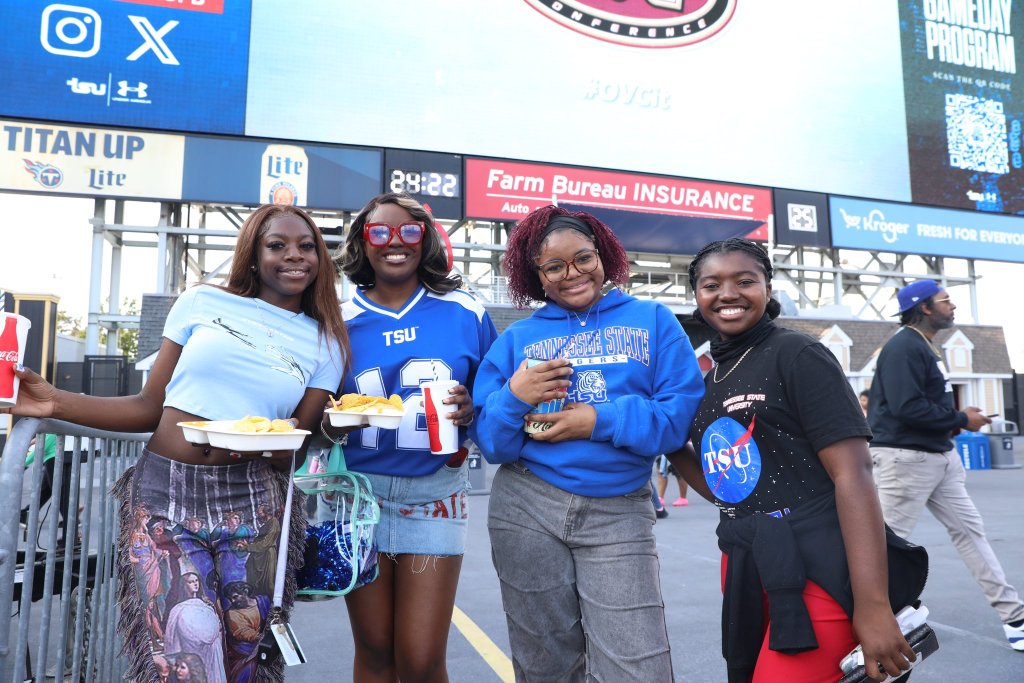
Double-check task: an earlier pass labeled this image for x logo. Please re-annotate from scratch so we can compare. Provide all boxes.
[126,15,179,65]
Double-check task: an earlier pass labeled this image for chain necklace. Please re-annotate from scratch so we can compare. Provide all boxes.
[570,302,596,327]
[907,325,942,359]
[712,346,754,384]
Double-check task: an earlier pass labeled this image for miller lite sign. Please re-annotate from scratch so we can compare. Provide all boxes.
[260,144,308,206]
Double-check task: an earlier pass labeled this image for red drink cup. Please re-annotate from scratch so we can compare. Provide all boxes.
[0,313,31,407]
[421,380,459,455]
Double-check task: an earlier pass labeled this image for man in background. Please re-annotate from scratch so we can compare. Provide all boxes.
[868,279,1024,651]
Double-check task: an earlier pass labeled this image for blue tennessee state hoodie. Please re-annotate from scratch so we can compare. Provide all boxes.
[470,289,705,497]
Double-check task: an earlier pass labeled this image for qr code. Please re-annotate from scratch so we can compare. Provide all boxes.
[945,93,1009,174]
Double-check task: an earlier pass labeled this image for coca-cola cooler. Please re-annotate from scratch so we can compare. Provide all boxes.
[0,291,59,446]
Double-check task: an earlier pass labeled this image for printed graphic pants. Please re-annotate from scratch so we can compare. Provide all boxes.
[871,446,1024,624]
[113,449,304,683]
[488,461,672,682]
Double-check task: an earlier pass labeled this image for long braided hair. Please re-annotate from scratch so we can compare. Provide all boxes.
[687,238,781,325]
[503,205,630,309]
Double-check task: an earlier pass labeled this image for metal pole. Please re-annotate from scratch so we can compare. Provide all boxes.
[86,200,106,355]
[107,200,125,355]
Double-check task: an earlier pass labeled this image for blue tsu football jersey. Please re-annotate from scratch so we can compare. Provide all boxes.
[341,285,497,477]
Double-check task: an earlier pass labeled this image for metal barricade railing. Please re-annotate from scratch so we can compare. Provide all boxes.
[0,418,149,682]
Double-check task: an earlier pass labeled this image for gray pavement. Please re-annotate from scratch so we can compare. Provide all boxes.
[289,465,1024,681]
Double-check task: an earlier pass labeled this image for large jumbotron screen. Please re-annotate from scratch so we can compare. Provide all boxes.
[1,1,1022,223]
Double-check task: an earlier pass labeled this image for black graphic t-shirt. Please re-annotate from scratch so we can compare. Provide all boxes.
[689,326,870,518]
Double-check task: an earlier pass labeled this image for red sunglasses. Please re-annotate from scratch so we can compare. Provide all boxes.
[363,221,425,248]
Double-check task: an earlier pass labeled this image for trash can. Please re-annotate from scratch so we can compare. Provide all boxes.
[988,419,1023,470]
[955,432,991,470]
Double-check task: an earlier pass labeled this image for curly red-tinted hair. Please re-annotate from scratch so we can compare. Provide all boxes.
[503,205,630,308]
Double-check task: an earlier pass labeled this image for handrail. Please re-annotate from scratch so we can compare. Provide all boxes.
[0,417,150,681]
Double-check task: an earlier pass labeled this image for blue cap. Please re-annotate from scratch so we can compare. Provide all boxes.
[895,280,941,314]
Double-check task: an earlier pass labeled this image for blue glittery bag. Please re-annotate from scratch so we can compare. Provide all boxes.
[294,442,380,598]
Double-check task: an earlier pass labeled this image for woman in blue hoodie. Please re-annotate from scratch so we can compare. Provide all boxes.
[471,206,704,681]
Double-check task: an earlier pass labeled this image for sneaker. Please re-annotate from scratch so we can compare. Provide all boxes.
[655,507,669,519]
[672,497,689,507]
[1005,621,1024,651]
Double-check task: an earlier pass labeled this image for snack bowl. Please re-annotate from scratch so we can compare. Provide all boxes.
[325,409,370,428]
[204,426,310,452]
[178,420,212,444]
[366,410,404,429]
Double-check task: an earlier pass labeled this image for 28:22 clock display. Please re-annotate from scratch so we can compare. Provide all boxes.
[389,169,460,198]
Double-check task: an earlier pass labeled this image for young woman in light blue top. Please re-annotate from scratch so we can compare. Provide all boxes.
[4,204,349,683]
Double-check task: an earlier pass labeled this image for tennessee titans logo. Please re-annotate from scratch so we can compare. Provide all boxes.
[574,369,607,403]
[23,160,63,188]
[700,415,761,503]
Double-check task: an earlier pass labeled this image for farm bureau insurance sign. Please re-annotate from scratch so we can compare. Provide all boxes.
[465,157,770,238]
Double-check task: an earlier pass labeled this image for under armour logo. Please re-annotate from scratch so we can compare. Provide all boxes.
[127,15,179,65]
[117,80,148,98]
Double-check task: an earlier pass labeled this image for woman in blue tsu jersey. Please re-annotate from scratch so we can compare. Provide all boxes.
[471,205,704,682]
[328,192,497,682]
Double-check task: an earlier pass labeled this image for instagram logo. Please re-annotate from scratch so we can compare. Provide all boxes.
[40,4,101,58]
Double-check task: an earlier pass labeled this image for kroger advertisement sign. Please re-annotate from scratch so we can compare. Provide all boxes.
[830,197,1024,263]
[0,1,250,134]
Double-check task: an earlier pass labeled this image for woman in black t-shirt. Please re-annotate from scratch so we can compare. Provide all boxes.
[670,238,925,683]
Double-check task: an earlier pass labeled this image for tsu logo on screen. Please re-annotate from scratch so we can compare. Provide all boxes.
[523,0,737,48]
[40,4,179,65]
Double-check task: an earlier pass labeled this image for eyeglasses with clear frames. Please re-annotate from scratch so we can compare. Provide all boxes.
[932,296,952,304]
[363,221,425,248]
[536,249,600,282]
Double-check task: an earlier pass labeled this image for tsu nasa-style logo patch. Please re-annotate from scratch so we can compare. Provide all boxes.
[522,0,737,48]
[701,415,761,503]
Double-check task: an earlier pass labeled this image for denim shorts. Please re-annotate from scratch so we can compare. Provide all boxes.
[362,463,470,556]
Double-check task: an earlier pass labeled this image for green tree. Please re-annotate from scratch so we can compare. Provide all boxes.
[118,298,140,361]
[56,298,140,361]
[57,311,85,338]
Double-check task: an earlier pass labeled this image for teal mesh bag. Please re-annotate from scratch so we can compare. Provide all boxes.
[294,442,379,598]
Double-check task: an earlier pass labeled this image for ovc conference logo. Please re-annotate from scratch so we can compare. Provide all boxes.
[522,0,737,48]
